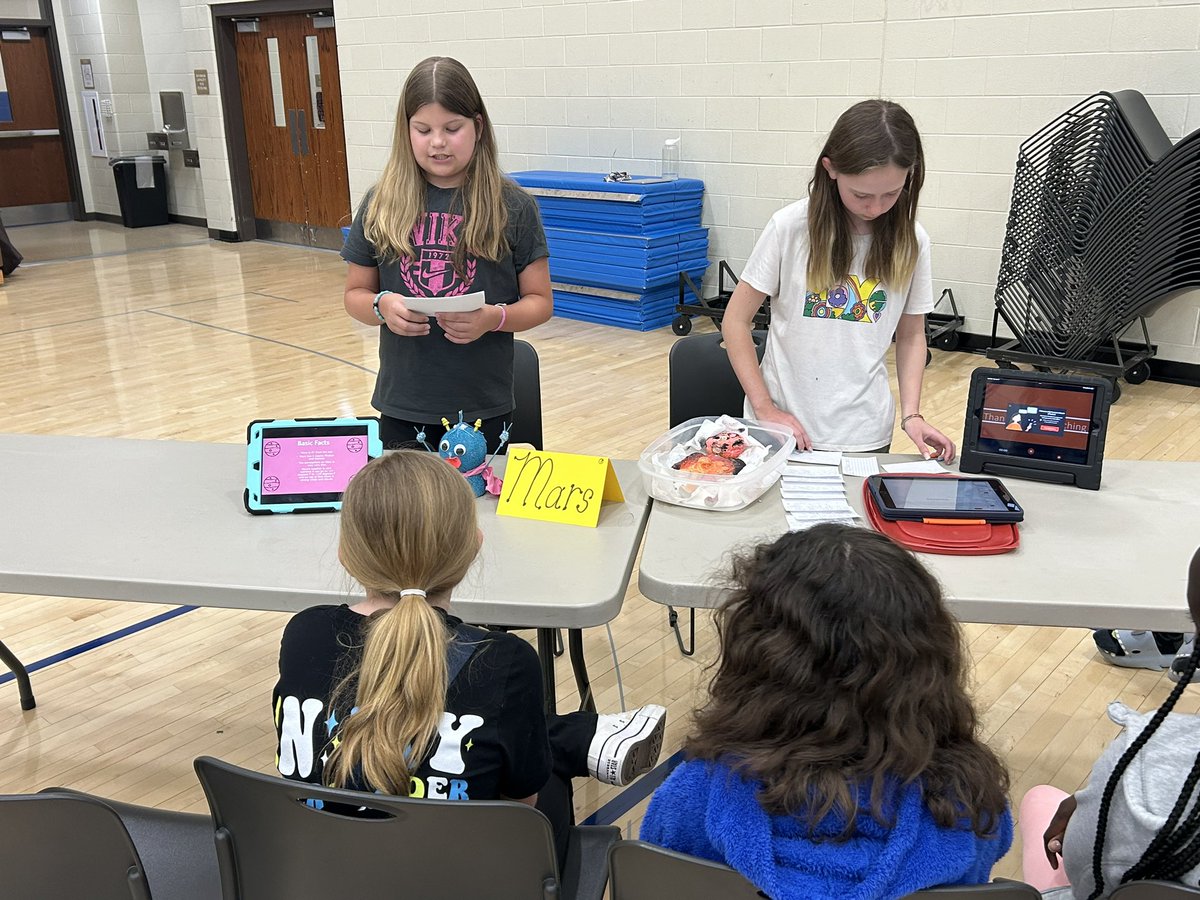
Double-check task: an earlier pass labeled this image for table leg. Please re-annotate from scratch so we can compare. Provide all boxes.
[568,629,596,713]
[0,639,36,710]
[536,628,557,714]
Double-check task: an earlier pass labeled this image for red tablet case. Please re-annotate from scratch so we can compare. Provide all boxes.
[862,482,1020,555]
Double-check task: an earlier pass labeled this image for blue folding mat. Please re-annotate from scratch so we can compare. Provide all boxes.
[510,171,710,330]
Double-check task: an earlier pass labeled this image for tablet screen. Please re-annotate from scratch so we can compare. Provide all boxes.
[257,425,372,505]
[880,477,1010,513]
[974,375,1097,466]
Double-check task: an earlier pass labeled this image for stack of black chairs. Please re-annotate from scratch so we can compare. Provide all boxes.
[989,90,1200,400]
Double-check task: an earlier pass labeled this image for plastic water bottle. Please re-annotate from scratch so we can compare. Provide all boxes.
[661,138,680,181]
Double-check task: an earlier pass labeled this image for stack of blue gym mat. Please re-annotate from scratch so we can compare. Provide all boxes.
[509,171,709,331]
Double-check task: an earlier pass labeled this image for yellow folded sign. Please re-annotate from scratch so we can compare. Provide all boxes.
[497,450,625,527]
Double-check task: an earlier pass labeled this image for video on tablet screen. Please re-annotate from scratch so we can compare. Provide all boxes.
[977,379,1095,465]
[258,426,371,504]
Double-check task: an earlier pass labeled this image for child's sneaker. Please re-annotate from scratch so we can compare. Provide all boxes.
[1168,635,1196,684]
[587,705,667,787]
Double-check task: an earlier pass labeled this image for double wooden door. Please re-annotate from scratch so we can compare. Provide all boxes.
[234,13,350,249]
[0,28,74,225]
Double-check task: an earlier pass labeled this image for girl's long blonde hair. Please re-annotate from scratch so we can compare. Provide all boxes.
[324,451,479,795]
[364,56,509,275]
[807,99,925,293]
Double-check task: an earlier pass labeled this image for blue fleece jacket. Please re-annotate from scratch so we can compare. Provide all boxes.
[640,759,1012,900]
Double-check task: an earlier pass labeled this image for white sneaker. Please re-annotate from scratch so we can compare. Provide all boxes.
[587,704,667,787]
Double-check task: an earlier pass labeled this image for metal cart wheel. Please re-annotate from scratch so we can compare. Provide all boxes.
[924,349,932,367]
[934,331,961,351]
[997,360,1019,370]
[1125,361,1151,384]
[672,315,693,336]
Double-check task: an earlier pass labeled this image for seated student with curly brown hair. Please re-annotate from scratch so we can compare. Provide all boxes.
[641,524,1012,900]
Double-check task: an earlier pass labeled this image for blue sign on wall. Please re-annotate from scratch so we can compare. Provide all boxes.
[0,53,11,123]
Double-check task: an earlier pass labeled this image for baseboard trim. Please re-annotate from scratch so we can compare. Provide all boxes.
[207,228,240,242]
[169,213,207,228]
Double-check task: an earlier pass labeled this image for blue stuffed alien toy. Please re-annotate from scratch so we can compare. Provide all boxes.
[416,412,510,497]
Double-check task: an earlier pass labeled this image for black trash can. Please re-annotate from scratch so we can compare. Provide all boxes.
[110,155,169,228]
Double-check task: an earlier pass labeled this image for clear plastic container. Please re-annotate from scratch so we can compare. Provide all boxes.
[660,138,680,181]
[638,416,796,511]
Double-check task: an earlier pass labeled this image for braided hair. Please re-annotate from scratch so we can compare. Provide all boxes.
[1086,641,1200,899]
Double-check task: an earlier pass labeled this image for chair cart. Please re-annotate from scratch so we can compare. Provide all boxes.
[673,261,770,335]
[985,90,1200,402]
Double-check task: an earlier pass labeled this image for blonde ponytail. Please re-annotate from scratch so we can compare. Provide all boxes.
[324,451,479,794]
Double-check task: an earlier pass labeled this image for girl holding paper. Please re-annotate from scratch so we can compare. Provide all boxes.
[721,99,956,460]
[341,57,552,450]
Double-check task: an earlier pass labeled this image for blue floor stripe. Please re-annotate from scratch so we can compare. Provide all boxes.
[583,749,685,827]
[0,605,198,686]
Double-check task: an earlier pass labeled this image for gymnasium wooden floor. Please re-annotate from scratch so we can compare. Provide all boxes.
[2,220,1198,878]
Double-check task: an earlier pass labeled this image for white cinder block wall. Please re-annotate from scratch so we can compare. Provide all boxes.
[39,0,1200,363]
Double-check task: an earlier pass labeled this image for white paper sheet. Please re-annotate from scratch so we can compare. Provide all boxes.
[782,499,857,515]
[402,291,487,315]
[841,456,881,477]
[882,460,951,474]
[783,464,844,479]
[788,450,843,466]
[787,515,859,531]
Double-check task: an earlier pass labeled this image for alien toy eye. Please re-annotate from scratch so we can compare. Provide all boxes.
[454,444,467,457]
[439,439,450,452]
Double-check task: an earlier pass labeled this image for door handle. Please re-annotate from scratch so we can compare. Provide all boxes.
[295,108,308,156]
[287,109,300,156]
[0,129,61,139]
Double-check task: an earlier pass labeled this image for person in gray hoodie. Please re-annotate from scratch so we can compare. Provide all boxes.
[1021,546,1200,898]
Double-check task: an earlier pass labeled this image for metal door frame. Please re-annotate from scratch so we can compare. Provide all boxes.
[211,0,340,245]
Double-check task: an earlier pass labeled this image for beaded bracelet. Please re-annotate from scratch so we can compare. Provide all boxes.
[491,303,508,332]
[372,290,390,323]
[900,413,925,429]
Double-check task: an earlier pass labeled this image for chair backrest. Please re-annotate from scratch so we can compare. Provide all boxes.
[905,882,1042,898]
[0,792,152,900]
[608,840,766,899]
[511,339,543,449]
[194,756,563,900]
[667,331,767,428]
[1109,882,1200,899]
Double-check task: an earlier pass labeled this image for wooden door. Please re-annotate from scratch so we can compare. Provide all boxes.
[0,29,74,224]
[234,13,349,249]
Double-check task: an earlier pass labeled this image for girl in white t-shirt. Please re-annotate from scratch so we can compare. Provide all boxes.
[722,99,956,458]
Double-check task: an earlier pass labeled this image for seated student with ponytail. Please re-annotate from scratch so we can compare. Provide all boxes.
[272,451,666,866]
[1021,546,1200,899]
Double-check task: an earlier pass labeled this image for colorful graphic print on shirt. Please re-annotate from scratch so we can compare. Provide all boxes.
[803,276,887,323]
[400,211,478,297]
[275,693,483,801]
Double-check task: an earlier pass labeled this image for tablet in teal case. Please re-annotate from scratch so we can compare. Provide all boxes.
[244,416,382,515]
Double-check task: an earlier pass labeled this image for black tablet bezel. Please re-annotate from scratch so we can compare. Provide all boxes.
[865,474,1025,523]
[959,368,1111,491]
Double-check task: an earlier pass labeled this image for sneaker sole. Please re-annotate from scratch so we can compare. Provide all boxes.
[599,706,667,787]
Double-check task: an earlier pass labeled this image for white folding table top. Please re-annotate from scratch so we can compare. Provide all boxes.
[639,456,1197,632]
[0,434,649,629]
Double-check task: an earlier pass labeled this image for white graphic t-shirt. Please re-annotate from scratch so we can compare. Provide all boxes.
[740,198,934,451]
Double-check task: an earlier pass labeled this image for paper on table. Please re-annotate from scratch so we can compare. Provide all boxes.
[401,291,487,315]
[788,449,843,466]
[782,489,850,501]
[882,460,951,474]
[781,485,847,497]
[783,464,843,479]
[787,515,859,532]
[841,456,881,477]
[782,498,857,515]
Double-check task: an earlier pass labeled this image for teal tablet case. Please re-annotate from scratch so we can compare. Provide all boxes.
[244,416,382,515]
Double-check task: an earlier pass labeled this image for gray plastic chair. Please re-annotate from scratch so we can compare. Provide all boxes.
[1109,883,1200,899]
[608,841,766,899]
[905,881,1042,898]
[667,329,766,428]
[0,789,220,900]
[511,339,543,450]
[195,755,617,900]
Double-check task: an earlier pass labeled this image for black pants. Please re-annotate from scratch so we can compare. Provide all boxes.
[381,414,512,452]
[540,710,598,869]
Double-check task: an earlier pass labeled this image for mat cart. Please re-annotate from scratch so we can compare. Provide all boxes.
[673,261,770,335]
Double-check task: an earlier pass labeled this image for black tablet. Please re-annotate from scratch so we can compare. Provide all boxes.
[865,474,1024,523]
[960,368,1111,490]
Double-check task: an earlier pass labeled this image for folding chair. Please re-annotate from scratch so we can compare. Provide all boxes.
[195,755,617,900]
[1108,882,1200,899]
[664,329,766,655]
[608,840,765,899]
[0,789,219,900]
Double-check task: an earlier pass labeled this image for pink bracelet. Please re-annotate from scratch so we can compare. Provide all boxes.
[491,303,508,332]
